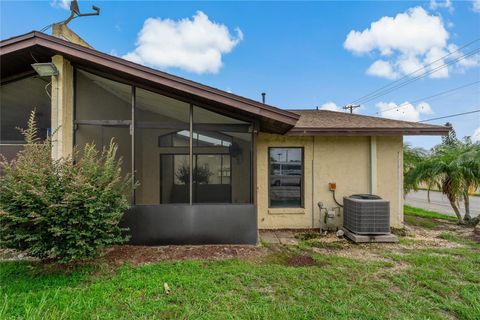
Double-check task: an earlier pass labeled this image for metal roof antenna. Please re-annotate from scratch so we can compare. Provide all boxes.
[64,0,100,25]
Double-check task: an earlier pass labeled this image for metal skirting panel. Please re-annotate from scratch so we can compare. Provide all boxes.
[121,204,257,245]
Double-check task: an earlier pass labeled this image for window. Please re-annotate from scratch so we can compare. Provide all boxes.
[160,154,190,203]
[193,154,231,203]
[269,147,303,207]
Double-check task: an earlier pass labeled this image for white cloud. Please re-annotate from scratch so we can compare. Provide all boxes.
[318,102,363,113]
[429,0,453,12]
[472,127,480,143]
[50,0,70,10]
[319,102,342,112]
[446,44,480,72]
[367,60,400,79]
[344,7,447,56]
[473,0,480,13]
[344,7,478,79]
[123,11,243,74]
[377,101,433,122]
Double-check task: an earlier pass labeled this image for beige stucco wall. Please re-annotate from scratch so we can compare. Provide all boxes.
[51,55,74,160]
[52,24,93,49]
[50,25,89,160]
[256,133,404,229]
[376,136,404,227]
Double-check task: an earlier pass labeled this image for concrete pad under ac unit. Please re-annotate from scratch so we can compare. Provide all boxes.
[341,227,398,243]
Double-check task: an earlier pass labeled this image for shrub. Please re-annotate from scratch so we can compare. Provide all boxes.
[0,112,133,263]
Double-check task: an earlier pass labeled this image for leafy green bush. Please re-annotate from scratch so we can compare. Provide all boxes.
[0,112,133,263]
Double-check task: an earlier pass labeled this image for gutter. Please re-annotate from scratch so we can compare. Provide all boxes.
[287,127,450,136]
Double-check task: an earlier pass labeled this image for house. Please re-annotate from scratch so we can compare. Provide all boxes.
[0,27,449,245]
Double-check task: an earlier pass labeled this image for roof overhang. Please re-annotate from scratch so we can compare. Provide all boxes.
[0,32,300,134]
[287,109,450,136]
[288,127,450,136]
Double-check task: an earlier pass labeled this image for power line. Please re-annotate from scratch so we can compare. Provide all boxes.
[354,48,480,105]
[347,37,480,106]
[418,109,480,123]
[374,80,480,115]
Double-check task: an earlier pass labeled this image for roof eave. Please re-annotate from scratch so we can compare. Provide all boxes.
[0,31,300,133]
[287,127,450,136]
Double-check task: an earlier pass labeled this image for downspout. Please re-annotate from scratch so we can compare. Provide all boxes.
[131,86,136,203]
[189,104,193,205]
[370,136,377,194]
[397,148,403,226]
[311,136,315,228]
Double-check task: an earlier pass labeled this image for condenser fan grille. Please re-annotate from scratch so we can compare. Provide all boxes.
[343,195,390,235]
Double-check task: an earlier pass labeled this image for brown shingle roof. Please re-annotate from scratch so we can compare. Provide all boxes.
[0,32,450,137]
[287,109,449,136]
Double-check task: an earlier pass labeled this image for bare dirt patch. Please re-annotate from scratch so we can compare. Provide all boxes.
[471,226,480,243]
[284,255,317,267]
[311,246,389,261]
[401,223,469,249]
[2,216,475,268]
[99,244,268,267]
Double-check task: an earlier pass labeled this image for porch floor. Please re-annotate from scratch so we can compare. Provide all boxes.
[259,230,299,245]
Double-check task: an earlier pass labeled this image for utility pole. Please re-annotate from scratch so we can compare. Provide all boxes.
[343,104,360,114]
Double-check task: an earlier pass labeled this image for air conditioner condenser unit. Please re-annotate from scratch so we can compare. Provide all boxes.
[343,194,390,235]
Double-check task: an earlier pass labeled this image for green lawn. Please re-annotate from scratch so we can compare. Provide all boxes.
[404,205,457,221]
[1,210,479,319]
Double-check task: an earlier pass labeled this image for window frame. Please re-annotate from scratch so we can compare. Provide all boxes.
[268,147,304,208]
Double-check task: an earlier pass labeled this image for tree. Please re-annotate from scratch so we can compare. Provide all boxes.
[403,144,428,196]
[0,111,133,263]
[405,139,479,226]
[456,140,480,223]
[441,122,458,146]
[175,162,213,185]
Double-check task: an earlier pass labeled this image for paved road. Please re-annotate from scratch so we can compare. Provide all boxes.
[405,190,480,218]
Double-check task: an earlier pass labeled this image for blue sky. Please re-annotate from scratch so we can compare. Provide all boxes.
[1,0,479,149]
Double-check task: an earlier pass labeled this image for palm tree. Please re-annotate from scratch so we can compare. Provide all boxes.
[456,141,480,223]
[403,144,428,196]
[406,141,480,225]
